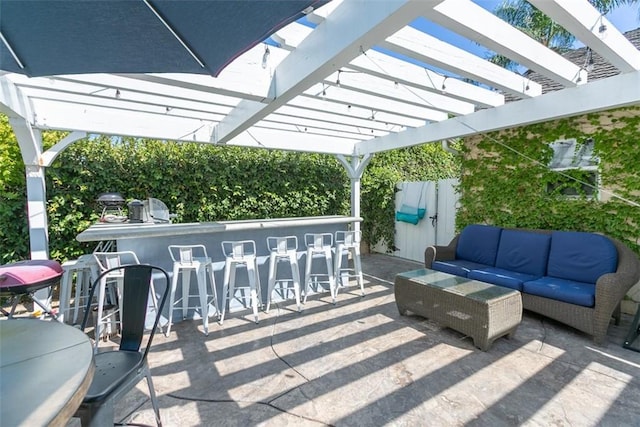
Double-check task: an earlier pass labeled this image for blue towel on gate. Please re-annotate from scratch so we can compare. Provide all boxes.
[396,182,426,225]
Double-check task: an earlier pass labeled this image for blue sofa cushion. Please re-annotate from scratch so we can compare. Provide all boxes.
[547,231,618,284]
[455,225,503,266]
[495,230,551,276]
[468,267,539,291]
[431,260,490,278]
[523,276,595,307]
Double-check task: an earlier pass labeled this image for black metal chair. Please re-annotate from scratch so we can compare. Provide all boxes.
[75,264,170,427]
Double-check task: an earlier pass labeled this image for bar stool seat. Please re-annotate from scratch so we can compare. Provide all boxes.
[334,230,365,297]
[266,236,301,313]
[303,233,336,304]
[58,254,100,325]
[167,245,219,336]
[220,240,262,324]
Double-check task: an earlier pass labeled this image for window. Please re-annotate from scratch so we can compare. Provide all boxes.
[546,138,599,199]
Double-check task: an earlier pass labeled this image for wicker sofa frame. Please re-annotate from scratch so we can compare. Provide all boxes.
[424,228,640,345]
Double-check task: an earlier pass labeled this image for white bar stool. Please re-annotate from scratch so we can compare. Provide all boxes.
[220,240,262,324]
[167,245,219,336]
[265,236,301,313]
[303,233,336,304]
[334,230,365,297]
[58,254,100,324]
[92,251,144,350]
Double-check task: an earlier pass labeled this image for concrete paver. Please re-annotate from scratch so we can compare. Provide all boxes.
[67,254,640,426]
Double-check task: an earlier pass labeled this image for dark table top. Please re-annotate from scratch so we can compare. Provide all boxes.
[0,318,94,426]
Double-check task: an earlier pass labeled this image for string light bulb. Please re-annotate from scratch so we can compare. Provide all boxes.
[585,48,594,73]
[261,44,270,69]
[336,70,341,87]
[115,89,121,99]
[597,16,608,39]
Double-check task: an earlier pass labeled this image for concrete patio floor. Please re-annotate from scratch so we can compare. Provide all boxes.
[69,253,640,427]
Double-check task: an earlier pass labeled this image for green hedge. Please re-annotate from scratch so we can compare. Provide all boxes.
[0,116,460,263]
[44,136,351,262]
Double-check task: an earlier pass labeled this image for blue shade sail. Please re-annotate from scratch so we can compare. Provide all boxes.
[0,0,328,77]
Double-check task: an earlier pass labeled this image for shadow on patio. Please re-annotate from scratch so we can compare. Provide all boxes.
[69,253,640,426]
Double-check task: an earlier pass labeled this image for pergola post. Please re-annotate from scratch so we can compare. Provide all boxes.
[9,117,49,261]
[8,117,52,311]
[336,154,372,233]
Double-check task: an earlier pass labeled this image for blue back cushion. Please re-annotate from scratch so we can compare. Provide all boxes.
[547,231,618,283]
[495,230,551,276]
[455,225,502,266]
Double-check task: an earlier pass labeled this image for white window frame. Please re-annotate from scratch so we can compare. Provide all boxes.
[547,138,600,200]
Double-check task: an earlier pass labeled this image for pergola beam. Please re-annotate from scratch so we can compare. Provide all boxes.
[381,27,543,98]
[273,22,505,108]
[322,69,475,115]
[0,77,34,123]
[288,96,427,128]
[347,50,505,109]
[212,0,446,145]
[302,84,447,122]
[426,0,585,87]
[528,0,640,73]
[357,71,640,155]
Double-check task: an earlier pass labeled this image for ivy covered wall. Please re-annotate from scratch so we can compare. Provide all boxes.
[457,105,640,254]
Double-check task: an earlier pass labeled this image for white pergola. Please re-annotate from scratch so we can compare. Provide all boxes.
[1,0,639,259]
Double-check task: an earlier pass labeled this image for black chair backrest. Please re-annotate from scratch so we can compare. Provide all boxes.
[81,264,170,359]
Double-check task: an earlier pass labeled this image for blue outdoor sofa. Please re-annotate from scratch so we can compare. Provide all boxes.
[424,224,640,344]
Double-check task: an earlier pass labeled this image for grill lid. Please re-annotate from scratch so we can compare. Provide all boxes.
[96,192,125,206]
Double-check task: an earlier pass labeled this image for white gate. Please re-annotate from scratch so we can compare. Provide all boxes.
[392,179,459,262]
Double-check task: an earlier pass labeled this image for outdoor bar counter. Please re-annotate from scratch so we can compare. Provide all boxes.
[76,215,362,315]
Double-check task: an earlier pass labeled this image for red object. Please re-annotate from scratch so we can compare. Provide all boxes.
[0,260,63,295]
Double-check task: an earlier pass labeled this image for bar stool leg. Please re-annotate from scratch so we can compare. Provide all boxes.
[303,248,313,304]
[334,243,344,287]
[180,268,192,323]
[352,246,365,296]
[59,266,74,324]
[290,253,302,312]
[207,264,220,320]
[324,247,336,304]
[165,263,181,337]
[220,258,233,325]
[147,276,163,335]
[92,277,108,352]
[254,259,262,310]
[247,260,260,324]
[72,269,85,324]
[266,252,278,313]
[196,264,209,336]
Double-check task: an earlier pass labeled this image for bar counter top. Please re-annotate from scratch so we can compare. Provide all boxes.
[76,215,362,242]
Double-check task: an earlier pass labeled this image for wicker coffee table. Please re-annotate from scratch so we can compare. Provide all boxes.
[395,269,522,351]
